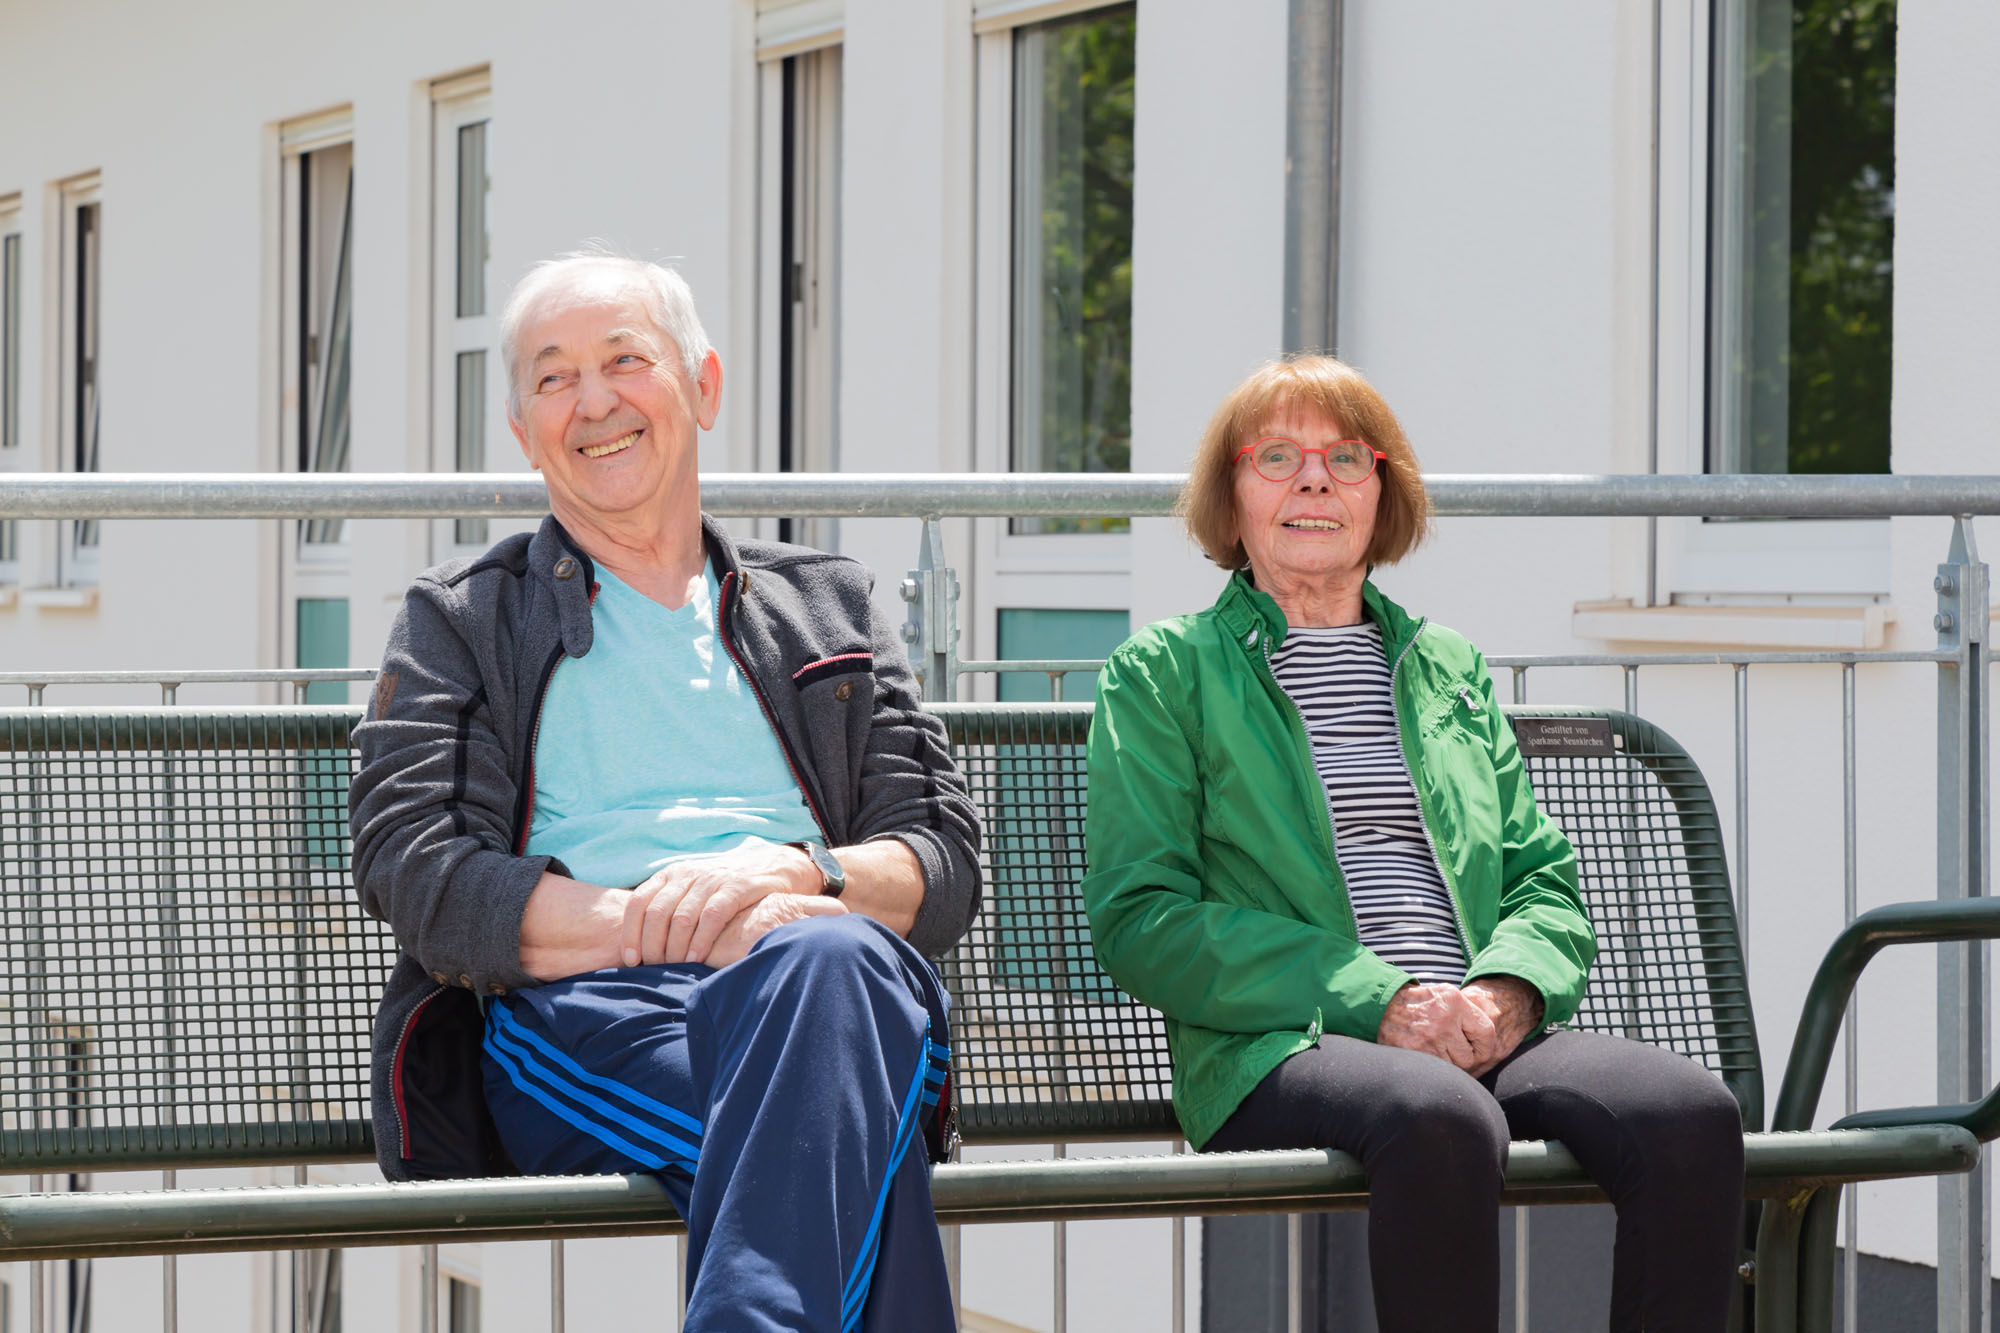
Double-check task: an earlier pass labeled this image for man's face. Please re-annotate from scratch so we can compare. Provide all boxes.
[508,271,721,527]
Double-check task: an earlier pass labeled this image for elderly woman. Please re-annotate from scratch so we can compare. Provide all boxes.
[1081,356,1745,1331]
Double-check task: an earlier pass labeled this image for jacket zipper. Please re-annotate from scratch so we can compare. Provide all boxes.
[1385,620,1476,966]
[1258,635,1363,941]
[390,984,447,1160]
[716,569,832,842]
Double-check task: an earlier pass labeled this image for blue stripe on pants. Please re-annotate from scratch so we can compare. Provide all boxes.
[840,1019,932,1330]
[482,1006,701,1170]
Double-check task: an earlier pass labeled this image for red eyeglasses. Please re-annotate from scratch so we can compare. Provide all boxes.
[1234,437,1386,485]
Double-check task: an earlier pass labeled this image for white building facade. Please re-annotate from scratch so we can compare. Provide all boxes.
[0,0,1995,1328]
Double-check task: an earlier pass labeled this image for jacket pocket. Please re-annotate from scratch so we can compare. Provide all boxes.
[790,650,874,693]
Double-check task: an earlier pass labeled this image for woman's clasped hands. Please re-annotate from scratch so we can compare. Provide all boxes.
[1375,976,1543,1079]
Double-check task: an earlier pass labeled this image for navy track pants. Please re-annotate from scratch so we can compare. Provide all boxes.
[480,914,955,1332]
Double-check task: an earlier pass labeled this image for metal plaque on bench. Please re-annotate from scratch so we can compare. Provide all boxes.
[1510,716,1616,757]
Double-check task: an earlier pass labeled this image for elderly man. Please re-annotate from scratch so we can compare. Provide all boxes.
[351,251,980,1331]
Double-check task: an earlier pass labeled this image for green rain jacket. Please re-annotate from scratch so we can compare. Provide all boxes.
[1081,572,1595,1148]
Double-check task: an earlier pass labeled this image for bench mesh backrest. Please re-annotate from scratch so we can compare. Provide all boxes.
[932,703,1761,1142]
[0,710,388,1169]
[0,702,1758,1172]
[933,705,1169,1141]
[1507,709,1759,1128]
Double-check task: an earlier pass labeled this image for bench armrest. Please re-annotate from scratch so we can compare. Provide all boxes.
[1771,897,2000,1138]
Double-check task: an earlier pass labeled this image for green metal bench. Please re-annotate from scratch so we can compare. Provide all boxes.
[0,703,1990,1331]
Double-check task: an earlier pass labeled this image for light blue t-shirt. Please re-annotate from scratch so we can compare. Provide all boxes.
[523,559,821,887]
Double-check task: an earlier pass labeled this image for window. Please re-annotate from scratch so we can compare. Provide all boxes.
[1642,0,1893,605]
[969,1,1136,688]
[446,1277,480,1333]
[1709,0,1894,478]
[57,177,100,586]
[281,117,353,548]
[432,73,494,555]
[278,111,354,686]
[1,197,21,583]
[995,606,1128,701]
[1007,4,1135,534]
[1,200,19,454]
[756,16,842,548]
[300,1250,342,1333]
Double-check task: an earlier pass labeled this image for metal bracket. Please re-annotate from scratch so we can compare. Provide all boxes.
[1936,515,1992,1333]
[902,518,959,703]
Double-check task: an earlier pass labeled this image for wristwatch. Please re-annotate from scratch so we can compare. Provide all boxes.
[786,841,846,898]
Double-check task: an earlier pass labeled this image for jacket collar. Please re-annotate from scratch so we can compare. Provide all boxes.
[1213,567,1422,660]
[530,511,744,658]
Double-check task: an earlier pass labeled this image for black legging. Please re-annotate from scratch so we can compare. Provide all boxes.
[1203,1029,1745,1332]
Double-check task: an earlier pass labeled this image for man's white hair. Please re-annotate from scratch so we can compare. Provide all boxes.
[499,246,713,417]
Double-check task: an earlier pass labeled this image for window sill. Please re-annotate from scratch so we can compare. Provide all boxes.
[22,585,100,611]
[1571,598,1894,650]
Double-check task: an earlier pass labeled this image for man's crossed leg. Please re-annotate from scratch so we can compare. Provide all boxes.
[481,914,954,1332]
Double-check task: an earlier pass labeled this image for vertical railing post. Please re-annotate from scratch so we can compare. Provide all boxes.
[1935,516,1991,1333]
[28,1175,45,1333]
[676,1233,689,1328]
[945,1137,963,1323]
[1515,1209,1531,1331]
[1053,1142,1068,1333]
[419,1244,440,1333]
[1734,664,1751,962]
[1286,1213,1303,1333]
[903,517,959,703]
[1172,1139,1187,1333]
[550,1240,564,1333]
[24,692,52,1333]
[161,700,182,1333]
[1842,660,1860,1333]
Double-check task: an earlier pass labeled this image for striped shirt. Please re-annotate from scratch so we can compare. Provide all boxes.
[1268,622,1468,985]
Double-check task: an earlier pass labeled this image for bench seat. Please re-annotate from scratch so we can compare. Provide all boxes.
[0,1125,1974,1264]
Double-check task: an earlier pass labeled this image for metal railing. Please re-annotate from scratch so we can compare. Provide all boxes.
[0,471,1993,1333]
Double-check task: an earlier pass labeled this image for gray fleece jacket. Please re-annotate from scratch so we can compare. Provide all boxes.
[350,513,982,1181]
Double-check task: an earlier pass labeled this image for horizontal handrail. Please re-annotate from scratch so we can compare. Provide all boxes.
[0,1128,1972,1262]
[957,650,1964,675]
[0,653,1976,696]
[5,472,2000,519]
[0,669,375,687]
[1772,898,2000,1139]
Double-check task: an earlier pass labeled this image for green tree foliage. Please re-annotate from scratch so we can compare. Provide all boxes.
[1739,0,1895,474]
[1786,0,1894,474]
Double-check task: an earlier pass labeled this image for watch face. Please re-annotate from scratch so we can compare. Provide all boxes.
[807,843,845,894]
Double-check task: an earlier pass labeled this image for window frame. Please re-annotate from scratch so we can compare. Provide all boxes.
[445,1274,481,1333]
[754,44,843,552]
[275,109,355,682]
[53,174,101,590]
[429,72,498,561]
[0,196,23,589]
[1649,0,1891,603]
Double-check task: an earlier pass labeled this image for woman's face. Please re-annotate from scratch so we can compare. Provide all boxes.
[1232,411,1382,591]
